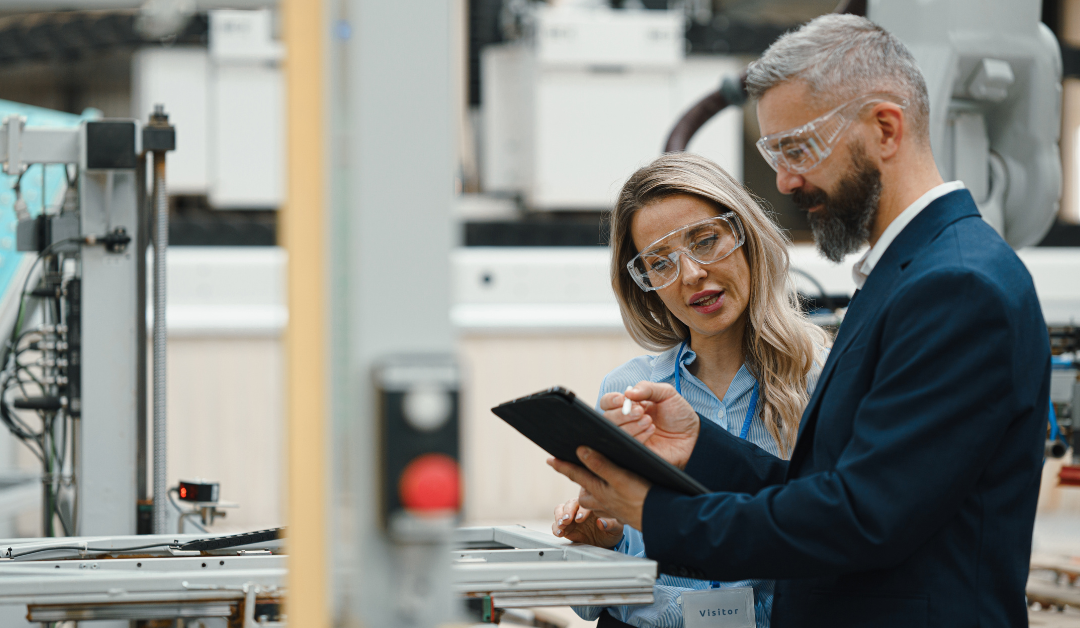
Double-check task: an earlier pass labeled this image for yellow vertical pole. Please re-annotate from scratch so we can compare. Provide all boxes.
[282,0,329,626]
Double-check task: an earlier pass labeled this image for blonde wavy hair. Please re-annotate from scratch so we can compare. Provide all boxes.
[610,153,828,457]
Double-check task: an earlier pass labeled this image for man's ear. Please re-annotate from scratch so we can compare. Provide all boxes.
[874,103,905,161]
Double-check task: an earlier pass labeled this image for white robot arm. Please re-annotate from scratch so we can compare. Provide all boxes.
[871,0,1063,249]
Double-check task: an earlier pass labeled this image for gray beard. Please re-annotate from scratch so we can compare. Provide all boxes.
[794,145,882,264]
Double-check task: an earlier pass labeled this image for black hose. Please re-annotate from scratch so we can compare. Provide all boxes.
[664,74,747,153]
[833,0,867,16]
[662,0,866,154]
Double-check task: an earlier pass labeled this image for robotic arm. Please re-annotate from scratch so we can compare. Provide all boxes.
[666,0,1062,249]
[871,0,1063,249]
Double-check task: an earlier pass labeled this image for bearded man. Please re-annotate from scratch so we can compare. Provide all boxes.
[550,14,1051,628]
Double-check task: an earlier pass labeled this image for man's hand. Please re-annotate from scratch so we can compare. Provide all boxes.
[547,447,651,530]
[551,491,624,548]
[600,381,700,470]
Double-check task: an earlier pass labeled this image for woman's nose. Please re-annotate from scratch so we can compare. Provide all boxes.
[775,166,805,195]
[680,255,707,284]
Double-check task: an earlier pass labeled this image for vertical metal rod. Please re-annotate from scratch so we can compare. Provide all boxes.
[151,149,168,535]
[136,154,149,507]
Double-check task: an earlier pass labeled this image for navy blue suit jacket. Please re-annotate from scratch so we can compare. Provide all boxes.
[641,190,1050,628]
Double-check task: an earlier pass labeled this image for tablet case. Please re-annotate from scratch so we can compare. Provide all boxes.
[491,386,708,496]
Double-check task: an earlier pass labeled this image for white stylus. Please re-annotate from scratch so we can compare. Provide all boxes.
[622,386,633,415]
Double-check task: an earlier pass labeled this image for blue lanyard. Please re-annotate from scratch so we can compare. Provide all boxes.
[673,339,760,592]
[674,340,758,440]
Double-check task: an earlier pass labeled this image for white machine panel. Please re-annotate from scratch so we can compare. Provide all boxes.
[209,9,283,63]
[208,63,284,208]
[131,47,210,195]
[131,10,284,209]
[482,41,743,210]
[534,6,683,69]
[451,245,1080,331]
[480,45,530,194]
[533,68,674,208]
[452,247,621,332]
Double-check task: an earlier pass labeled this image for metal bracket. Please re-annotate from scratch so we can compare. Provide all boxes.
[166,546,201,557]
[3,115,25,175]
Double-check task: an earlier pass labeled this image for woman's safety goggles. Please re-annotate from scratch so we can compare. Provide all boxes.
[627,213,746,292]
[755,93,908,174]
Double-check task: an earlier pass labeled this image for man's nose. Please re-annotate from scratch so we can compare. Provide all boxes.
[680,255,707,284]
[775,166,804,195]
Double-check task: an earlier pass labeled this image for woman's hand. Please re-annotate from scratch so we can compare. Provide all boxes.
[551,492,623,548]
[600,381,701,470]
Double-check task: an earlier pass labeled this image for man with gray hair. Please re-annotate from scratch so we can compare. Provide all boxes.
[550,13,1050,628]
[748,13,935,265]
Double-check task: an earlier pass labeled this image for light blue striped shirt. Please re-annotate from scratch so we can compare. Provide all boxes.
[573,343,824,628]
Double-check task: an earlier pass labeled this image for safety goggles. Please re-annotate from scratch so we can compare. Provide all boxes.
[626,213,745,292]
[756,92,908,174]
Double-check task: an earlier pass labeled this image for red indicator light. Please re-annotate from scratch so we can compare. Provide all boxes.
[179,487,187,499]
[398,453,460,512]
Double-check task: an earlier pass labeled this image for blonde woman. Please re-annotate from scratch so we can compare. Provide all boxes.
[552,153,829,628]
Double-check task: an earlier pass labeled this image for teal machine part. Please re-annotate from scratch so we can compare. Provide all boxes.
[0,101,100,311]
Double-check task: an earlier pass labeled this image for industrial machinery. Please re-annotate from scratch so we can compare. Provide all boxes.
[1049,327,1080,486]
[668,0,1062,249]
[0,110,173,538]
[0,0,1072,626]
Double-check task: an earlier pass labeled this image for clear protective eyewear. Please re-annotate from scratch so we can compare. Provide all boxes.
[626,213,746,292]
[756,92,908,175]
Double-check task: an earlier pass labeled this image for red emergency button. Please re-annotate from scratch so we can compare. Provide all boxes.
[398,453,461,512]
[1061,465,1080,487]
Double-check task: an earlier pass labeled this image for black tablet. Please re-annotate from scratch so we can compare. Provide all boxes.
[491,386,708,496]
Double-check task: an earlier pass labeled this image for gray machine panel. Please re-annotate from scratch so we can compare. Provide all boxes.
[77,168,140,536]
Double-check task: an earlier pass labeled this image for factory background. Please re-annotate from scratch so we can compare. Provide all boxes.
[0,0,1076,626]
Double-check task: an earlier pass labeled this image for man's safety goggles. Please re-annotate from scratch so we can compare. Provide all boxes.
[755,93,908,175]
[627,213,745,292]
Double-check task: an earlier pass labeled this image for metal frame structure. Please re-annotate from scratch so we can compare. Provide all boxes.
[454,527,656,609]
[0,526,653,626]
[0,534,284,626]
[0,117,145,536]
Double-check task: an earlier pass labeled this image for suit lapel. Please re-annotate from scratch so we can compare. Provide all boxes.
[787,190,982,469]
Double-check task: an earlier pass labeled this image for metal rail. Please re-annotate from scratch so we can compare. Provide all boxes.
[149,105,170,535]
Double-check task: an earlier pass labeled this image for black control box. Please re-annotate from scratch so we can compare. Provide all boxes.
[375,355,461,536]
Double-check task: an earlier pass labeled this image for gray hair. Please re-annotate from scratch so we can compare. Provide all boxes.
[746,14,930,143]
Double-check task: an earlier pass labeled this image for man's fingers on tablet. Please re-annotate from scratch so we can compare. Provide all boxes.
[577,446,635,487]
[548,457,604,496]
[576,446,609,478]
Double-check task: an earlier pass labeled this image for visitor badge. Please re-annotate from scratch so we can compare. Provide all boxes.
[681,586,755,628]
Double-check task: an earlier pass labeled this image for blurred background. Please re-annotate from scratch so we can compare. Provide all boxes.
[0,0,1076,626]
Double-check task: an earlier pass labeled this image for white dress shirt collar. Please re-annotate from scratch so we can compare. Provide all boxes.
[851,181,965,289]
